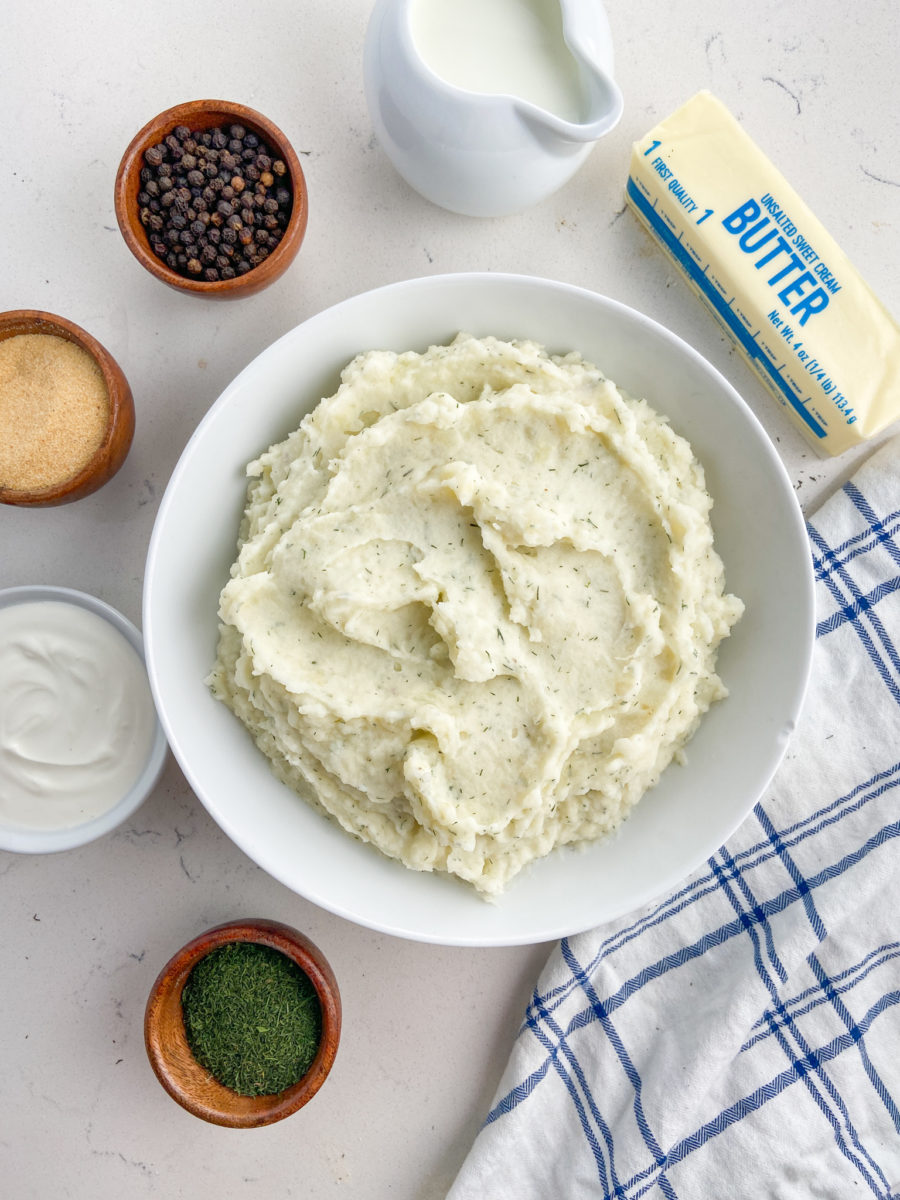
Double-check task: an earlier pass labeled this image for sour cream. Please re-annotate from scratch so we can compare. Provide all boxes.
[0,600,158,831]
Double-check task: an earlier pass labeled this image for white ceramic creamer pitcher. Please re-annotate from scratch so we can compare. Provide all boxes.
[363,0,624,217]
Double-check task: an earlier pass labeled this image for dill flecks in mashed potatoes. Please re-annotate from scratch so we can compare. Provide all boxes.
[208,333,743,897]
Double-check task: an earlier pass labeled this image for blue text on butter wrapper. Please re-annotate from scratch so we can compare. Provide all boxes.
[722,198,843,326]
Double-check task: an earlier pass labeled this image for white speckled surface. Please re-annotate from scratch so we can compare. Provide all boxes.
[1,2,898,1195]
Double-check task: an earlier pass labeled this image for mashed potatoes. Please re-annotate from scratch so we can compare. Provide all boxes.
[209,334,743,896]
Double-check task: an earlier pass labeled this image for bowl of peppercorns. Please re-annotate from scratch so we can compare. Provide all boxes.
[114,100,307,298]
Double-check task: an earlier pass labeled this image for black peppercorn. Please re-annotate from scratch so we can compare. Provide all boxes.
[134,119,293,284]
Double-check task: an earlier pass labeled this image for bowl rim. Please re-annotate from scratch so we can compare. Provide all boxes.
[143,271,815,946]
[0,309,135,506]
[113,98,308,297]
[0,584,168,853]
[144,917,341,1127]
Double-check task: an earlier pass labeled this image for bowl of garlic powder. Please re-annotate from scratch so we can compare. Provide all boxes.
[0,309,135,507]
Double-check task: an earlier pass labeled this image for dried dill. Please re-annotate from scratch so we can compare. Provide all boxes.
[181,942,322,1096]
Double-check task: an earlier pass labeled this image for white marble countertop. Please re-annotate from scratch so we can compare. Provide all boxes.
[2,2,898,1196]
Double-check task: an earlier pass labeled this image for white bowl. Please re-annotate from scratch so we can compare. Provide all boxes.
[0,585,168,853]
[143,273,813,946]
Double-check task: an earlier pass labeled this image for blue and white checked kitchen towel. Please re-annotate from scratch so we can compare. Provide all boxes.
[449,433,900,1199]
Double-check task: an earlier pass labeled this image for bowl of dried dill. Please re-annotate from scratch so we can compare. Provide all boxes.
[144,918,341,1127]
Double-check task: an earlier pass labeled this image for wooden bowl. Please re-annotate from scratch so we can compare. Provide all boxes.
[0,310,135,507]
[145,918,341,1127]
[114,100,308,299]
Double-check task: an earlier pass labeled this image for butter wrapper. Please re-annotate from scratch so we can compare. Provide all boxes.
[626,90,900,456]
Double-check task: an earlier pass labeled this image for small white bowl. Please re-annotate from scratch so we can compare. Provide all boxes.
[0,585,168,853]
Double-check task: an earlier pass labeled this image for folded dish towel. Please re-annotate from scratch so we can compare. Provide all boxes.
[449,434,900,1199]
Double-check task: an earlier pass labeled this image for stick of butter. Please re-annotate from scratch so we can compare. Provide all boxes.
[626,90,900,456]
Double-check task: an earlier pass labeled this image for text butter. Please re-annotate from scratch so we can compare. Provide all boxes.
[626,90,900,456]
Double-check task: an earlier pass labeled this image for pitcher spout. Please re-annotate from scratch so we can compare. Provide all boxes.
[528,0,623,142]
[529,67,622,143]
